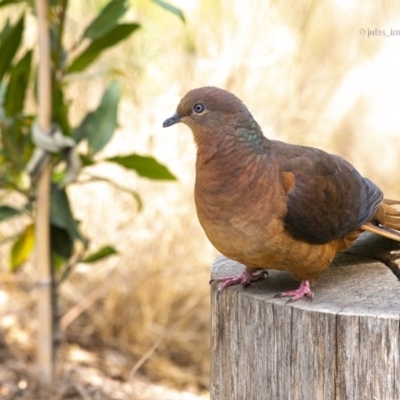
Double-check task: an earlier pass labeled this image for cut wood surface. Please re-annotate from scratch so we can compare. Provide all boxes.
[210,233,400,400]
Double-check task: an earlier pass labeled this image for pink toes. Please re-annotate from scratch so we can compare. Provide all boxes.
[213,273,313,303]
[212,269,267,298]
[275,280,314,303]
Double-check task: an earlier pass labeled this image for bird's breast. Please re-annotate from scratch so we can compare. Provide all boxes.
[194,147,287,261]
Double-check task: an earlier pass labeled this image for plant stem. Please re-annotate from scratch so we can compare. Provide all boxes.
[35,0,54,385]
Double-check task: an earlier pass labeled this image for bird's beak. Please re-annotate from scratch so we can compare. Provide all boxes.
[163,113,182,128]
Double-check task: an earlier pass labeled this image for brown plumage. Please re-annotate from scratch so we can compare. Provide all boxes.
[163,87,400,301]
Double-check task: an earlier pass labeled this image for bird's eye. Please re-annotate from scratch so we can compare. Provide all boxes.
[193,103,205,114]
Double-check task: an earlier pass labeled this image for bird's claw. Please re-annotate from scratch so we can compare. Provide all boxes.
[274,280,314,303]
[212,269,268,299]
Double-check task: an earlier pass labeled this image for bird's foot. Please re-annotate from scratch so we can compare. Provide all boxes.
[211,269,268,299]
[275,280,314,303]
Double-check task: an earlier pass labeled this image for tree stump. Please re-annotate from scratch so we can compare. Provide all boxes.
[210,233,400,400]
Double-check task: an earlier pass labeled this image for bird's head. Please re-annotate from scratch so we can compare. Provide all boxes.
[163,87,258,141]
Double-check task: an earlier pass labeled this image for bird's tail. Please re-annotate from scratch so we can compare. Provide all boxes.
[361,199,400,241]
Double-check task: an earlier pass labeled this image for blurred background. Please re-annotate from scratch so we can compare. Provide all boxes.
[1,0,400,398]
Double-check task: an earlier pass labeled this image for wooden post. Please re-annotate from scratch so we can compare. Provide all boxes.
[211,233,400,400]
[35,0,53,384]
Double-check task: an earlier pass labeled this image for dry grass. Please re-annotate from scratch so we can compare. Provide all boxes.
[0,273,209,399]
[1,0,400,397]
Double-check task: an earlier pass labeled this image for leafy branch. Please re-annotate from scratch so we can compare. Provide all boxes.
[0,0,182,274]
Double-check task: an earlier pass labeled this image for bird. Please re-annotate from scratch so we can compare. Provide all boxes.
[163,87,400,301]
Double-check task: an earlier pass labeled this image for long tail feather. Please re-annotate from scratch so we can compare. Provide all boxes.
[361,222,400,242]
[376,199,400,229]
[361,199,400,242]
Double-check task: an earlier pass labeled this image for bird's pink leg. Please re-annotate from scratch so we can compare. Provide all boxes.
[212,269,267,298]
[275,280,314,302]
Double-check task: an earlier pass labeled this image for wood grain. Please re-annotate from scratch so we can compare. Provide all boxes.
[210,233,400,400]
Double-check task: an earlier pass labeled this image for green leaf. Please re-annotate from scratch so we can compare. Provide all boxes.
[75,80,120,154]
[50,184,87,245]
[0,18,11,42]
[150,0,185,23]
[0,81,6,119]
[4,50,32,116]
[50,224,73,263]
[79,154,95,166]
[82,245,118,263]
[10,223,34,271]
[0,0,26,8]
[53,83,72,137]
[52,252,67,272]
[106,154,177,180]
[0,116,34,173]
[0,15,24,83]
[0,205,22,222]
[67,23,140,74]
[82,0,128,40]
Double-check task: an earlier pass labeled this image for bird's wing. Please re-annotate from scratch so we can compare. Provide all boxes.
[271,141,383,244]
